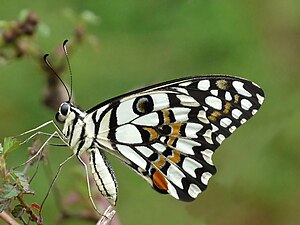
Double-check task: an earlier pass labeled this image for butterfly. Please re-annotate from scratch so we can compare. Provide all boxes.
[53,71,264,206]
[19,41,264,209]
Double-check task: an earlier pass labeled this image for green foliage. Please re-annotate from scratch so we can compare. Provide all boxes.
[0,1,299,225]
[2,137,20,156]
[0,137,34,220]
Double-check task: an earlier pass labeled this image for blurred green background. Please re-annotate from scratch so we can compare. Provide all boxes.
[0,1,299,225]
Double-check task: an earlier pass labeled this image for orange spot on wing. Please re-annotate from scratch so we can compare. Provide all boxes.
[153,170,168,191]
[162,109,170,124]
[170,124,182,136]
[144,128,158,141]
[208,111,222,121]
[152,155,166,168]
[167,136,176,146]
[223,102,231,114]
[168,150,181,164]
[234,94,239,103]
[216,79,229,90]
[138,99,147,113]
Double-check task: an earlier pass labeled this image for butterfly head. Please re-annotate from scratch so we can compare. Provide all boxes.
[56,102,72,123]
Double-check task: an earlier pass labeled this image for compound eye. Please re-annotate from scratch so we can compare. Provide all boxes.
[60,103,70,116]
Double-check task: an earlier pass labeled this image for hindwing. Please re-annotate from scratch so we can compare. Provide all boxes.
[86,75,264,202]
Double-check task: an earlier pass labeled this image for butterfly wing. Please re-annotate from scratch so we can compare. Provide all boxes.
[86,75,264,202]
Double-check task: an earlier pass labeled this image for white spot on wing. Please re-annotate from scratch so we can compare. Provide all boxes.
[232,81,252,97]
[220,118,232,128]
[188,183,201,198]
[179,81,192,87]
[160,136,166,143]
[198,80,210,91]
[136,146,153,157]
[216,134,225,144]
[166,180,179,199]
[132,112,159,126]
[203,129,213,144]
[171,107,191,122]
[98,109,112,134]
[117,99,137,125]
[116,144,147,169]
[241,99,252,110]
[202,149,213,165]
[172,87,189,95]
[201,172,212,185]
[95,105,109,121]
[185,123,203,138]
[225,91,232,101]
[252,109,258,115]
[197,110,210,124]
[167,164,185,189]
[240,118,247,124]
[176,95,200,107]
[229,126,237,133]
[205,96,222,110]
[151,93,170,111]
[257,94,264,105]
[211,124,219,132]
[115,124,143,144]
[176,138,200,155]
[152,143,166,152]
[232,109,242,119]
[210,90,218,96]
[182,157,203,178]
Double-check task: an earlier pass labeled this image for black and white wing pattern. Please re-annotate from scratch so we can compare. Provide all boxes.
[85,75,264,203]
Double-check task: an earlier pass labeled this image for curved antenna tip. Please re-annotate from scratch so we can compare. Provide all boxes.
[43,54,49,60]
[63,39,68,46]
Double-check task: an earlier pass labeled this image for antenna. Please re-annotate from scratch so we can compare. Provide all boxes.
[62,40,73,101]
[43,54,71,101]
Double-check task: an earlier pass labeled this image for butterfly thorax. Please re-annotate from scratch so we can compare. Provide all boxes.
[56,102,93,155]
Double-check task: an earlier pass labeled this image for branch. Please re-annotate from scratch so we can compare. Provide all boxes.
[0,211,20,225]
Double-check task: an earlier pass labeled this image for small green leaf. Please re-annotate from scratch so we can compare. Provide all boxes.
[3,137,20,155]
[0,194,11,213]
[13,171,29,191]
[3,184,20,199]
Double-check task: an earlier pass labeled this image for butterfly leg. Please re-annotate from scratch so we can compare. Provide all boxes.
[20,131,60,145]
[77,154,117,222]
[77,155,104,216]
[13,131,59,169]
[39,153,75,217]
[97,205,116,225]
[14,120,67,144]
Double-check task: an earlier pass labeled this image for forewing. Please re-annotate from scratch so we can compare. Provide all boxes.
[88,75,264,201]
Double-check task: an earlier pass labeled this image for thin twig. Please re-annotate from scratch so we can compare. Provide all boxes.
[16,195,40,224]
[0,211,21,225]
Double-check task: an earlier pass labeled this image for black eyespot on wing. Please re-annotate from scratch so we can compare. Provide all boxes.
[133,95,154,115]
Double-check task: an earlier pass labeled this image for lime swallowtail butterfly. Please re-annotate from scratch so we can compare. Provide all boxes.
[22,41,265,208]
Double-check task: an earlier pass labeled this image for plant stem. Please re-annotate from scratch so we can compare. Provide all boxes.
[0,211,20,225]
[16,194,40,224]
